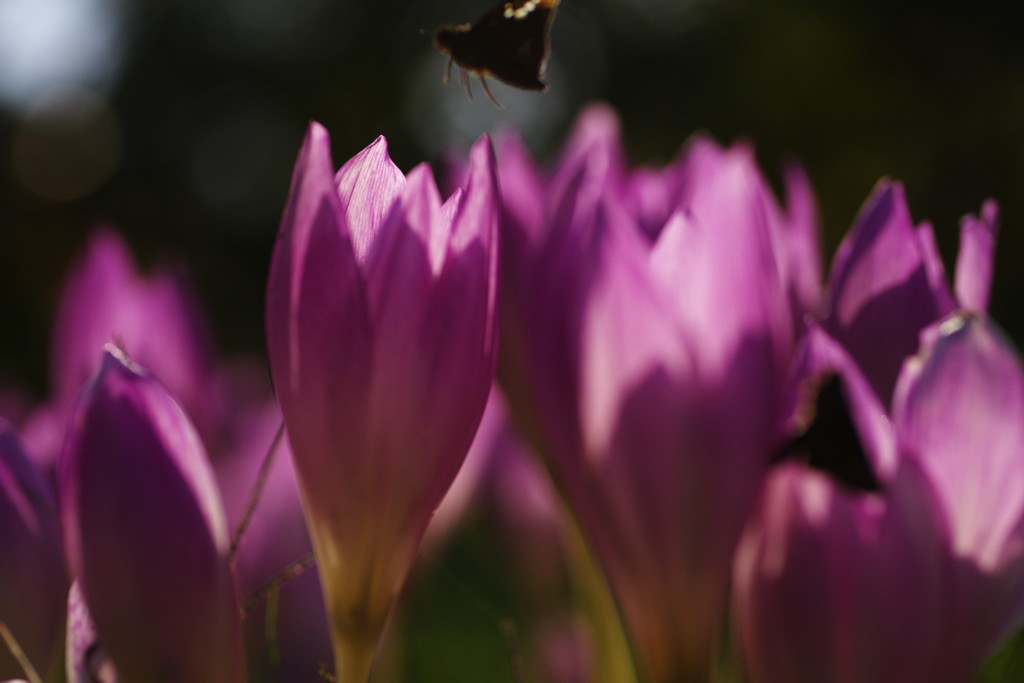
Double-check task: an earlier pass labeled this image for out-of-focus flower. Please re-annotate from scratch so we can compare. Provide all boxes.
[11,226,326,678]
[494,104,814,681]
[736,313,1024,683]
[734,183,1017,682]
[895,314,1024,679]
[58,347,243,683]
[0,422,65,681]
[50,229,220,437]
[734,323,948,683]
[17,229,221,469]
[265,123,499,681]
[823,181,998,405]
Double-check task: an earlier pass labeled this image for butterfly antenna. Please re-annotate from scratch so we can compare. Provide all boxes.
[443,55,453,84]
[459,67,474,101]
[479,75,504,109]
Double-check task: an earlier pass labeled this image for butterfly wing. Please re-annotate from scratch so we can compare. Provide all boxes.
[465,0,559,90]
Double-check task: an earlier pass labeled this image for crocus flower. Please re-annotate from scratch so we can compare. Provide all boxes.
[9,227,325,678]
[736,313,1024,683]
[733,323,948,683]
[20,228,221,469]
[734,185,1015,682]
[50,230,218,427]
[493,105,813,681]
[0,422,65,681]
[39,229,327,676]
[895,314,1024,679]
[59,347,243,683]
[265,123,498,681]
[822,180,998,405]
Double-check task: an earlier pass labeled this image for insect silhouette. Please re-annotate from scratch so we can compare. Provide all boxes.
[433,0,560,108]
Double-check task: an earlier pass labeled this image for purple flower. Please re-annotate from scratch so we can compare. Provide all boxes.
[53,229,219,422]
[21,229,221,469]
[736,313,1024,682]
[10,227,324,677]
[494,105,814,680]
[733,323,948,683]
[58,348,243,683]
[894,314,1024,679]
[823,181,999,405]
[734,184,1018,681]
[0,422,65,680]
[41,228,326,676]
[265,123,499,680]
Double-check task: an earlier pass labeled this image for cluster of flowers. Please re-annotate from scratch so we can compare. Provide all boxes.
[2,103,1022,683]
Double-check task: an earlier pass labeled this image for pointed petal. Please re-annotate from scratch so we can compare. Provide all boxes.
[493,130,546,427]
[625,165,678,240]
[954,200,999,313]
[58,349,242,683]
[265,122,374,496]
[577,187,785,680]
[669,134,730,212]
[549,103,627,218]
[734,460,946,683]
[579,207,690,460]
[494,128,546,246]
[652,146,791,420]
[894,313,1024,673]
[59,350,241,679]
[505,146,606,462]
[775,163,824,317]
[783,323,899,483]
[50,230,219,438]
[825,181,950,404]
[914,221,958,314]
[450,135,499,255]
[363,137,498,508]
[50,229,136,409]
[895,314,1024,567]
[268,128,499,672]
[334,135,406,264]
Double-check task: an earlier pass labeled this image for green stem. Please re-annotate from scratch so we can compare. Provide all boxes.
[331,629,377,683]
[563,517,640,683]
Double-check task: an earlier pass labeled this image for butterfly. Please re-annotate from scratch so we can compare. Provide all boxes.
[433,0,560,107]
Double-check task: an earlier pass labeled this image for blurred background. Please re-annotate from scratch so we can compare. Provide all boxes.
[3,0,1024,390]
[2,0,1024,679]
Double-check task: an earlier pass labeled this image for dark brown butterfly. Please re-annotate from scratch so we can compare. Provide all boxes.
[433,0,560,107]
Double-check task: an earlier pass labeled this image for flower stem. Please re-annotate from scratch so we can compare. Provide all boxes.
[563,515,640,683]
[0,622,44,683]
[331,629,377,683]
